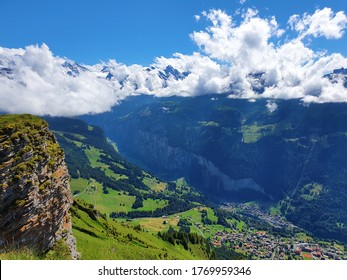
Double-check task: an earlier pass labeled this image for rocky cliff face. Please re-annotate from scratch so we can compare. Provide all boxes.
[122,128,264,195]
[0,114,78,259]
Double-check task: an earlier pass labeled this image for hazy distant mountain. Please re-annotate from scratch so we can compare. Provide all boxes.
[0,51,193,90]
[323,67,347,87]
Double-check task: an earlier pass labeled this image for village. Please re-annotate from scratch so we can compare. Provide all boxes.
[212,203,347,260]
[221,202,295,230]
[212,229,347,260]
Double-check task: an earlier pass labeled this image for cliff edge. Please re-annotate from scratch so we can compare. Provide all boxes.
[0,114,79,259]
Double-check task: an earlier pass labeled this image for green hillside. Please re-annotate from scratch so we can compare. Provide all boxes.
[70,199,213,260]
[45,117,225,259]
[46,118,205,218]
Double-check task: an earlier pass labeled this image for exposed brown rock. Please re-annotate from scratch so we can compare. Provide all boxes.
[0,114,79,259]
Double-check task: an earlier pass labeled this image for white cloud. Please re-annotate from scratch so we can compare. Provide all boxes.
[191,8,282,71]
[0,44,117,116]
[289,8,347,40]
[266,101,278,113]
[0,7,347,116]
[191,8,347,101]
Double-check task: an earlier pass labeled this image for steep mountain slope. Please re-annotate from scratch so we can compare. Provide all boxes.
[81,96,347,242]
[0,114,78,258]
[45,117,207,217]
[45,117,219,259]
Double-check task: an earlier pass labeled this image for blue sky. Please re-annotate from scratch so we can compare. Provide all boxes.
[0,0,346,65]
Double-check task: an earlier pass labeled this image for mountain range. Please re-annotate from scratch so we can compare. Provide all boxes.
[0,51,196,92]
[1,54,346,93]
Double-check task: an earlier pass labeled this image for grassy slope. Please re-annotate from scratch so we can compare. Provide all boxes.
[127,206,229,240]
[71,178,136,216]
[0,114,45,129]
[0,239,72,260]
[71,200,210,260]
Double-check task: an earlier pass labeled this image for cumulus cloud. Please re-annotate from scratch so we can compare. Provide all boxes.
[289,8,347,40]
[191,8,347,101]
[0,7,347,116]
[191,8,286,74]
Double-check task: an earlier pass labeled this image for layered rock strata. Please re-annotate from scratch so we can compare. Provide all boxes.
[0,114,78,259]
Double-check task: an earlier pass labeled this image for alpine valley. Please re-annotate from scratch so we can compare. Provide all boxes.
[2,95,347,259]
[82,93,347,251]
[1,65,347,260]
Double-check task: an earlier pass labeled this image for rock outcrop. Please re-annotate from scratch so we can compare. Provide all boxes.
[0,114,79,259]
[125,128,264,194]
